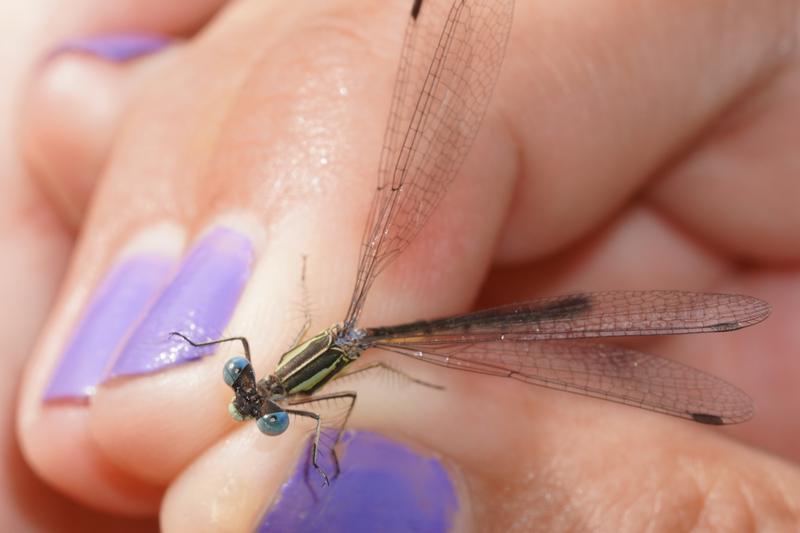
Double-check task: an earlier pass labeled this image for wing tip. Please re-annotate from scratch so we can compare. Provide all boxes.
[689,411,755,425]
[712,295,771,332]
[690,412,726,425]
[710,321,744,332]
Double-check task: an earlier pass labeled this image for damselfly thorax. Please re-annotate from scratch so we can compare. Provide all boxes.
[272,325,366,395]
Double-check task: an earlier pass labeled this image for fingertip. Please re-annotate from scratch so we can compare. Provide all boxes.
[88,364,234,485]
[259,431,461,533]
[21,50,141,228]
[17,405,163,516]
[161,427,297,532]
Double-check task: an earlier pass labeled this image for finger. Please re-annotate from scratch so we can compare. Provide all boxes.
[474,0,800,460]
[18,0,229,230]
[492,0,799,263]
[20,36,172,230]
[1,0,210,527]
[161,373,800,530]
[14,0,231,515]
[649,45,800,262]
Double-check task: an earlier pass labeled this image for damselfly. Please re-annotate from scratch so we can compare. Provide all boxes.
[174,0,769,485]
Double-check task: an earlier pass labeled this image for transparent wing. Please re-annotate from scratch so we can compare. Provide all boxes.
[363,291,770,344]
[344,0,514,327]
[375,340,754,424]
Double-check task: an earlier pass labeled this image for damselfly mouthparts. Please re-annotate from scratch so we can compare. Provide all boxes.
[174,0,769,485]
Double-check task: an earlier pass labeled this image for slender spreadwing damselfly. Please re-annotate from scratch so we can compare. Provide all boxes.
[173,0,770,484]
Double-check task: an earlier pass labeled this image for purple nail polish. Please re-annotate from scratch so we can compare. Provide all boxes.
[259,431,458,533]
[44,256,174,402]
[108,227,253,378]
[48,33,173,63]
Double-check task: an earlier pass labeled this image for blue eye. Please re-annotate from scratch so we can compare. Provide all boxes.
[223,357,251,387]
[228,401,246,421]
[256,411,289,436]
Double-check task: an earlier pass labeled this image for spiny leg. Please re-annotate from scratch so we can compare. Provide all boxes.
[289,318,312,351]
[332,361,444,390]
[288,255,312,348]
[285,407,328,486]
[287,391,357,486]
[169,332,252,363]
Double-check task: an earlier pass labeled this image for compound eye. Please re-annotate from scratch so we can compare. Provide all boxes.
[223,357,251,387]
[228,400,246,421]
[256,411,289,436]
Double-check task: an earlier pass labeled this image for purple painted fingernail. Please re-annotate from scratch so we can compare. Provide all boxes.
[48,33,173,63]
[44,255,174,402]
[259,431,458,533]
[108,227,253,378]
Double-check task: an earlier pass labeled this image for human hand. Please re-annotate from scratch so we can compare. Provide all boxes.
[16,0,800,530]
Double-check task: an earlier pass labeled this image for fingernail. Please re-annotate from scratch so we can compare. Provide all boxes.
[109,227,253,378]
[259,431,458,533]
[44,255,175,402]
[47,33,173,63]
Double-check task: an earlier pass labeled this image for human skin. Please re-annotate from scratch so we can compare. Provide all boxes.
[0,0,229,530]
[14,0,800,530]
